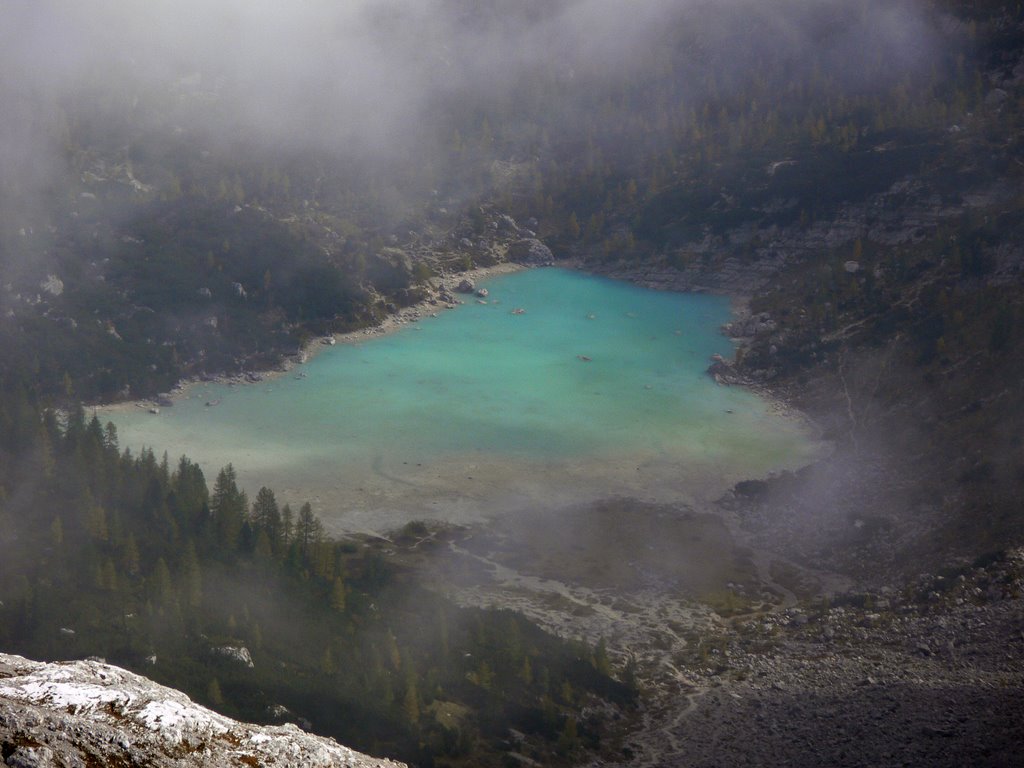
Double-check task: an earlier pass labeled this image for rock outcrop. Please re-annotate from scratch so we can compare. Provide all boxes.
[707,353,747,386]
[507,238,554,265]
[0,653,405,768]
[211,645,254,668]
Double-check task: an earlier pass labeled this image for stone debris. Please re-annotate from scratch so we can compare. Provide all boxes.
[654,551,1024,767]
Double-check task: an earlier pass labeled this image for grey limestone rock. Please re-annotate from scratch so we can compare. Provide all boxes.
[211,645,254,668]
[496,214,520,233]
[507,238,554,265]
[0,653,405,768]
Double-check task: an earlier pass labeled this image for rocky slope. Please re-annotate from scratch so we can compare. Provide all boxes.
[652,547,1024,768]
[405,515,1023,767]
[0,654,405,768]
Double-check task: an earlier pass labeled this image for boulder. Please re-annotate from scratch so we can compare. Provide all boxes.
[377,247,413,274]
[707,354,747,385]
[456,278,476,293]
[212,645,255,668]
[725,312,776,338]
[508,238,554,265]
[985,88,1008,107]
[496,214,520,233]
[0,652,405,767]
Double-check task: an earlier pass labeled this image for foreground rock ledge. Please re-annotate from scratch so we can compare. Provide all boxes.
[0,653,405,768]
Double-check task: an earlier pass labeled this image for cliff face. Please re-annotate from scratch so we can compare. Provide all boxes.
[0,653,405,768]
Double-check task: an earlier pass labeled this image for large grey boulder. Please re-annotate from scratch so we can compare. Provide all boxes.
[507,238,553,265]
[496,214,520,234]
[0,653,405,767]
[211,645,254,668]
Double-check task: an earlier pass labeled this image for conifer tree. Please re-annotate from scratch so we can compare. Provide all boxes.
[181,542,203,609]
[402,668,420,724]
[330,576,347,613]
[211,465,246,550]
[250,486,282,552]
[207,678,224,707]
[281,503,293,546]
[150,557,173,609]
[295,502,322,563]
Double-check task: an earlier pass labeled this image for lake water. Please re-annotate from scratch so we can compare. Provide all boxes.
[104,268,821,533]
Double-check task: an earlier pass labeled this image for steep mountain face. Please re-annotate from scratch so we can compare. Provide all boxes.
[0,653,405,768]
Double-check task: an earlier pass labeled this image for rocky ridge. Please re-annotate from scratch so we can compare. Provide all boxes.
[589,173,1020,296]
[0,654,405,768]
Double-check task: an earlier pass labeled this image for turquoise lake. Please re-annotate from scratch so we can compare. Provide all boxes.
[104,268,821,533]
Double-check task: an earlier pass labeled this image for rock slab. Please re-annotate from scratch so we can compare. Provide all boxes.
[0,653,405,768]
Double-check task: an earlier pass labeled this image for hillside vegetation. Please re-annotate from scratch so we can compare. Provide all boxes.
[0,396,635,766]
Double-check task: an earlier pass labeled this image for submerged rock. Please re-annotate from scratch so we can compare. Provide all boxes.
[40,274,64,297]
